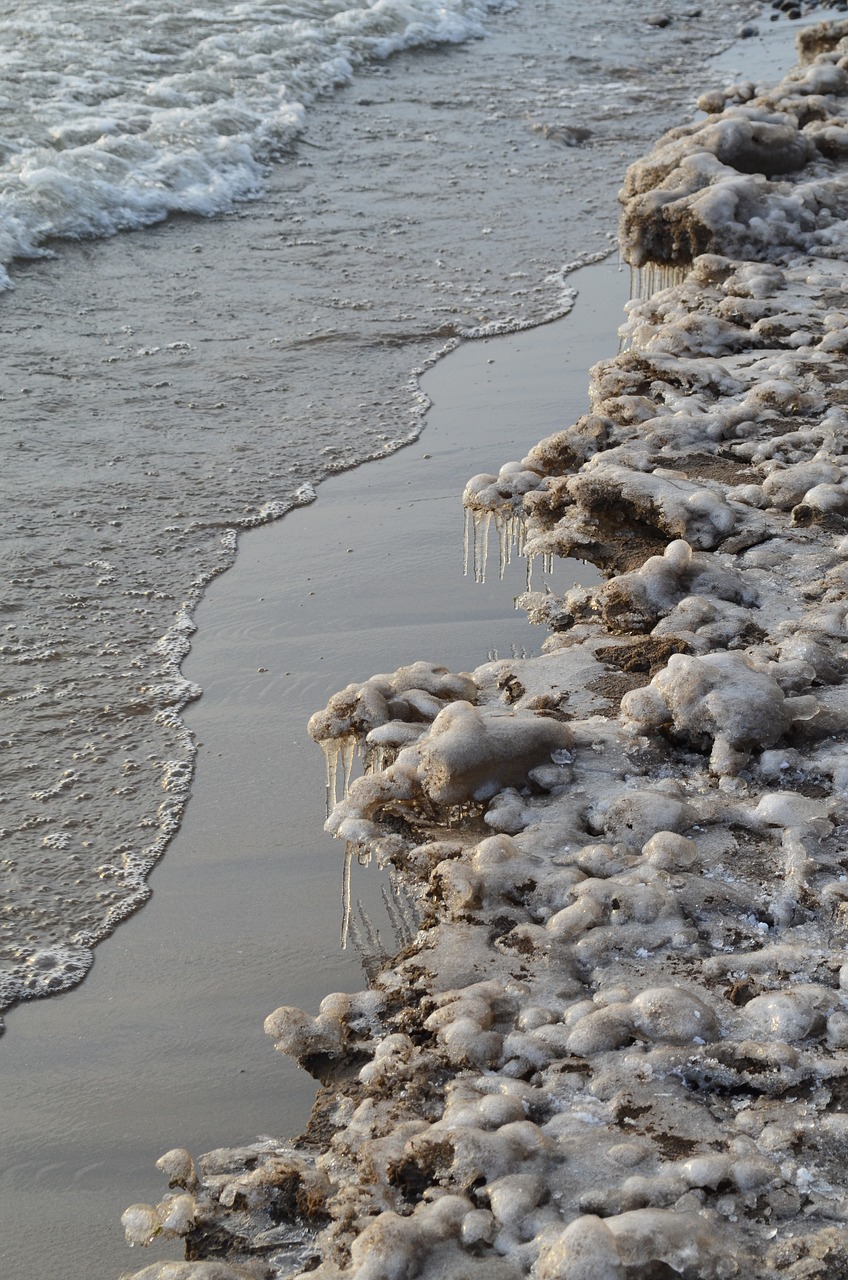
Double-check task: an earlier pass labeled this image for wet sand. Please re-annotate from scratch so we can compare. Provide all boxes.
[0,260,626,1280]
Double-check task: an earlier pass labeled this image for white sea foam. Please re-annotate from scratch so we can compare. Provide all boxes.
[0,0,505,287]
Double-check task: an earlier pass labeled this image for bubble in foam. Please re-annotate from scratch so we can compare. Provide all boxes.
[18,944,94,998]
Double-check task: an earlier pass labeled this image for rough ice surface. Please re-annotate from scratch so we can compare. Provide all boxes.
[124,23,848,1280]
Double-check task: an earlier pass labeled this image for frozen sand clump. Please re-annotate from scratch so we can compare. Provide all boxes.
[124,25,848,1280]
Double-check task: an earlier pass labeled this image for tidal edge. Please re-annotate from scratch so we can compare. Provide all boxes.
[121,20,848,1280]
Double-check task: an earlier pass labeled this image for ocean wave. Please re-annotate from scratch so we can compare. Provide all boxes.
[0,0,506,287]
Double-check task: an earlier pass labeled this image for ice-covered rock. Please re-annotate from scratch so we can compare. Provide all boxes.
[621,650,819,774]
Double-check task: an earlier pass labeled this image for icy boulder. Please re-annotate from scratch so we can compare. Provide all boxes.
[598,538,755,633]
[621,650,818,774]
[569,464,737,550]
[326,702,573,844]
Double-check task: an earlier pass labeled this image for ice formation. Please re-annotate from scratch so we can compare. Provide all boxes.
[124,23,848,1280]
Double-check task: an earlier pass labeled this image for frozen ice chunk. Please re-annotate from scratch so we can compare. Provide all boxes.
[629,986,719,1044]
[599,539,755,634]
[155,1148,199,1191]
[570,465,737,550]
[537,1214,624,1280]
[742,992,823,1043]
[415,702,571,805]
[605,1208,733,1279]
[621,650,819,774]
[263,1005,344,1064]
[327,702,573,841]
[593,788,696,849]
[642,831,699,870]
[121,1203,161,1247]
[308,662,476,746]
[156,1193,196,1238]
[762,460,843,510]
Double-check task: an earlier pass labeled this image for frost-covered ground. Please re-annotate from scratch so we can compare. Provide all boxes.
[119,19,848,1280]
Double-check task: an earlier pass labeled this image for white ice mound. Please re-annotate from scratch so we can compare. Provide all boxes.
[598,537,756,633]
[621,650,819,774]
[120,1191,197,1247]
[264,989,385,1074]
[308,660,477,744]
[326,702,573,842]
[538,1209,736,1280]
[307,660,477,805]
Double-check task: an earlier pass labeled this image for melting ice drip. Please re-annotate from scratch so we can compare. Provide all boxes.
[463,506,527,584]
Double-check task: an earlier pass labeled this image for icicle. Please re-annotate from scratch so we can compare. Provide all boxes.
[464,501,527,584]
[322,739,340,816]
[342,735,355,797]
[340,842,353,949]
[496,511,525,580]
[321,733,358,815]
[472,510,491,583]
[465,505,490,583]
[498,513,510,580]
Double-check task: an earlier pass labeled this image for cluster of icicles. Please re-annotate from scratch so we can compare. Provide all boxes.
[462,462,554,585]
[307,661,480,944]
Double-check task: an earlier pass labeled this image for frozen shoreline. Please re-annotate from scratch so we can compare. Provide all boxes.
[0,255,627,1280]
[121,20,848,1280]
[2,0,753,1034]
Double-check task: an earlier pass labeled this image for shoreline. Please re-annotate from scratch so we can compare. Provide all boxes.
[119,19,848,1280]
[0,0,749,1032]
[0,262,626,1280]
[1,10,839,1280]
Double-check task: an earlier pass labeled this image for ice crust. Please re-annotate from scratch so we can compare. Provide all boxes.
[125,24,848,1280]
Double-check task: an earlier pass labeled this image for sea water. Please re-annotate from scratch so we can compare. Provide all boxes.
[0,1,819,1275]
